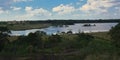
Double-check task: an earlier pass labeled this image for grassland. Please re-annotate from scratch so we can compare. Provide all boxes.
[2,32,119,60]
[0,23,51,30]
[9,23,51,30]
[89,32,111,41]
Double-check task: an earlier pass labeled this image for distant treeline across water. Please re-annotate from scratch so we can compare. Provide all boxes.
[27,19,120,25]
[0,19,120,25]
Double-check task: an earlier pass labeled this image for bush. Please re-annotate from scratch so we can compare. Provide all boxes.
[109,23,120,47]
[77,33,94,48]
[44,34,62,48]
[0,27,10,51]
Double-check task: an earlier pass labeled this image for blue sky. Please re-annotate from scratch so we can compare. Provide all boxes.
[0,0,120,21]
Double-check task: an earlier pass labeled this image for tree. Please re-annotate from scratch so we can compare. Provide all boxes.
[77,33,94,48]
[25,31,46,49]
[0,27,10,51]
[0,26,11,33]
[67,30,73,34]
[45,34,62,48]
[109,23,120,47]
[11,31,46,53]
[27,32,42,48]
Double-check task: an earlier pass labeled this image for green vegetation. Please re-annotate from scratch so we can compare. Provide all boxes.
[7,23,51,30]
[109,23,120,48]
[0,23,120,60]
[89,32,111,41]
[0,27,10,52]
[0,19,120,30]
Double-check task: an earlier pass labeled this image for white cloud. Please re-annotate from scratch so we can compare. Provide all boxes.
[13,0,33,2]
[17,7,52,19]
[52,4,76,15]
[11,7,21,11]
[25,6,32,12]
[0,7,8,14]
[0,8,5,14]
[26,7,52,16]
[80,0,118,13]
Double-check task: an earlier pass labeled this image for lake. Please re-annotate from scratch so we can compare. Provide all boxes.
[10,23,118,36]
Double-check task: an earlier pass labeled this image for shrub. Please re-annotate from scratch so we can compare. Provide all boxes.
[109,23,120,47]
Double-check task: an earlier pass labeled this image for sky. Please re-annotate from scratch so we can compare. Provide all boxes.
[0,0,120,21]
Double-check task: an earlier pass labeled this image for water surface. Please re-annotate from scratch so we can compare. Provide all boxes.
[11,23,118,36]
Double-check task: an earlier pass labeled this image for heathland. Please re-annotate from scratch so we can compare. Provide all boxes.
[0,20,120,60]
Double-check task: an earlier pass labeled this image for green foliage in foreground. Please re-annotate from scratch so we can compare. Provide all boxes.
[109,23,120,48]
[0,26,120,60]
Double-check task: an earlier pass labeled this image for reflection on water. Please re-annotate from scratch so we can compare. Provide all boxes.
[11,23,118,36]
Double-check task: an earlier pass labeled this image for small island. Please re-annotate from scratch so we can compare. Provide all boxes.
[83,24,96,27]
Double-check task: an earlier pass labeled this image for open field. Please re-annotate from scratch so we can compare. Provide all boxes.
[3,23,51,30]
[8,32,110,41]
[89,32,111,41]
